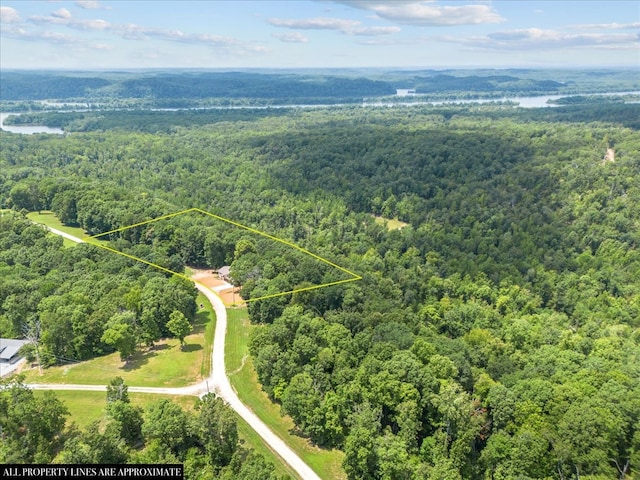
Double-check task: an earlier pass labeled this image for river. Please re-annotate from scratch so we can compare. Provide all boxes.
[0,113,65,135]
[1,91,638,134]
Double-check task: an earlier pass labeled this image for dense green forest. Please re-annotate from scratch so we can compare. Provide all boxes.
[0,212,199,362]
[1,95,639,479]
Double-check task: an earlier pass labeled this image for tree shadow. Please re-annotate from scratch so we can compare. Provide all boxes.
[181,343,203,353]
[288,426,308,439]
[150,343,171,351]
[121,350,157,371]
[120,343,171,371]
[288,426,332,449]
[192,309,211,335]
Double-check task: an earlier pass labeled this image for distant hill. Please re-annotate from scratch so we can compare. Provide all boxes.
[1,69,638,104]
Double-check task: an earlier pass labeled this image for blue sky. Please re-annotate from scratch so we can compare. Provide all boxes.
[1,1,638,69]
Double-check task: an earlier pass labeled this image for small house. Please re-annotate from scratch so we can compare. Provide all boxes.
[218,266,231,282]
[0,338,29,377]
[0,338,29,365]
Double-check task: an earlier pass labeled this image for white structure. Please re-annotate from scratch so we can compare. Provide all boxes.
[396,89,416,97]
[0,338,29,377]
[218,266,231,281]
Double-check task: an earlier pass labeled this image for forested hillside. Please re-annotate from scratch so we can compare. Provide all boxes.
[2,69,638,107]
[1,100,639,479]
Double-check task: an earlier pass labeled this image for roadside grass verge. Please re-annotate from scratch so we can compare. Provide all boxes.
[226,307,346,480]
[195,291,216,378]
[21,292,214,387]
[234,414,300,479]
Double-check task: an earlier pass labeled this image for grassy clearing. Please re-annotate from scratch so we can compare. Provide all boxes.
[373,214,409,231]
[34,390,199,430]
[226,308,346,480]
[27,210,110,247]
[22,337,202,387]
[21,294,215,387]
[27,211,91,247]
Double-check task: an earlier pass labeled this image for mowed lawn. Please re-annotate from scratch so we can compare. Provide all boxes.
[33,390,200,430]
[26,211,99,247]
[226,307,346,480]
[22,292,215,387]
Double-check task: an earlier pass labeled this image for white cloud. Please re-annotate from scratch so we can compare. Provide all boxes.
[29,13,111,31]
[78,19,110,30]
[334,1,504,26]
[2,26,80,45]
[21,10,266,55]
[442,28,639,50]
[52,8,72,19]
[28,15,64,26]
[373,3,504,26]
[111,26,271,55]
[91,42,113,50]
[268,17,361,31]
[337,1,419,6]
[41,30,77,43]
[272,32,309,43]
[571,22,640,30]
[75,0,102,9]
[0,6,21,23]
[268,16,400,36]
[352,26,400,35]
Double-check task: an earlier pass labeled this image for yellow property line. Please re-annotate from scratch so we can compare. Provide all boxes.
[89,208,199,239]
[84,208,361,306]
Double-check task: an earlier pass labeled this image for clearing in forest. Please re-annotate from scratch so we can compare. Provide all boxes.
[190,268,240,306]
[373,215,409,230]
[84,208,361,306]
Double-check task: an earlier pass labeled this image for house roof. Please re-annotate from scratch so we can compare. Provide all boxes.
[218,266,231,276]
[0,339,29,361]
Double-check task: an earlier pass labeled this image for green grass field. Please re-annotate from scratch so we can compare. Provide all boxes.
[33,390,199,429]
[373,215,409,231]
[26,211,94,247]
[21,292,215,387]
[226,308,346,480]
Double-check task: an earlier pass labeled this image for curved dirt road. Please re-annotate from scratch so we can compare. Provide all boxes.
[27,227,321,480]
[198,283,321,480]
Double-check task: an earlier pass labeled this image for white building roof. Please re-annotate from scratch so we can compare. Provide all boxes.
[0,339,29,361]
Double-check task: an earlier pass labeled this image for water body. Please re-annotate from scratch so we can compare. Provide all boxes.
[1,91,637,134]
[0,113,65,135]
[365,91,640,109]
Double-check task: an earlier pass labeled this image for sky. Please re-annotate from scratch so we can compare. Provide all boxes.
[0,1,638,70]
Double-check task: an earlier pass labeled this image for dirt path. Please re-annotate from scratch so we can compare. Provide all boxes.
[603,147,615,163]
[44,226,84,243]
[26,227,321,480]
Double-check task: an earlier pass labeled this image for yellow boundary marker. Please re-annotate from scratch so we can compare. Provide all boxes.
[82,208,361,306]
